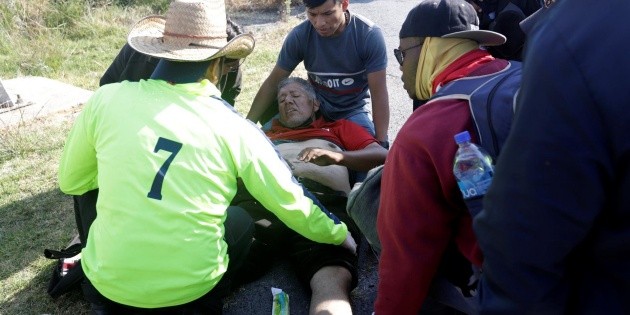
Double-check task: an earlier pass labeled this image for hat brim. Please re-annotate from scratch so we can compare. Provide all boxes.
[127,16,255,62]
[442,30,506,46]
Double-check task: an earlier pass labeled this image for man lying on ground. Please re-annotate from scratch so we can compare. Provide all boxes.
[233,77,387,314]
[266,77,388,193]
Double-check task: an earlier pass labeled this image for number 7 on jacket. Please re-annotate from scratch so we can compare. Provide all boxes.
[147,137,183,200]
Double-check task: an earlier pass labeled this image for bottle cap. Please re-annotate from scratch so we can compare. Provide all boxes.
[454,131,471,144]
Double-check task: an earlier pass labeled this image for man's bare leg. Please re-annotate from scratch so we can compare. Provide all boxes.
[309,265,353,315]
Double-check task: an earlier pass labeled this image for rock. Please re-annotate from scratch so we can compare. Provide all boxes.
[0,79,14,109]
[0,76,92,127]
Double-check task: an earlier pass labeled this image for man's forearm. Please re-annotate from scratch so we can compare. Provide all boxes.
[339,143,388,171]
[367,69,390,142]
[372,106,390,142]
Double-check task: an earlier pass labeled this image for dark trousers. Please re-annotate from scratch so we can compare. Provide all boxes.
[230,179,360,288]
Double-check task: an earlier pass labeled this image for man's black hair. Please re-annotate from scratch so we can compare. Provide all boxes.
[226,17,244,40]
[303,0,339,9]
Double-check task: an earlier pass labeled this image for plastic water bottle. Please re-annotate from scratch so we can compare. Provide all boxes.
[452,131,493,217]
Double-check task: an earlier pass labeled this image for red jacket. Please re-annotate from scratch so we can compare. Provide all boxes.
[375,50,508,314]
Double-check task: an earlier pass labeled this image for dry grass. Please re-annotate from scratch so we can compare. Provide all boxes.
[0,1,155,90]
[227,0,298,12]
[0,0,293,90]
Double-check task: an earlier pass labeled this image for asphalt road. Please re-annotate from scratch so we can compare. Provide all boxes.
[351,0,420,142]
[224,1,419,314]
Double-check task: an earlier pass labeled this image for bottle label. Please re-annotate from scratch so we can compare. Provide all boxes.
[456,172,493,199]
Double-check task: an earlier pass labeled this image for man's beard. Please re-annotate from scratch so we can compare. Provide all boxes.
[280,114,315,129]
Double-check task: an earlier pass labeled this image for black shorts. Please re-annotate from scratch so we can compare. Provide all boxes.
[231,181,359,289]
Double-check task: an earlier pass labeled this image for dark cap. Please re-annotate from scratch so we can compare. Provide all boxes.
[303,0,329,8]
[400,0,506,46]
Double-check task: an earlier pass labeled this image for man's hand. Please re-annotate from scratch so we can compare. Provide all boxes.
[341,231,357,255]
[298,147,343,166]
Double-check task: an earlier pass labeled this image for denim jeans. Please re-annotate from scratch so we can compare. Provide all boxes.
[343,111,375,137]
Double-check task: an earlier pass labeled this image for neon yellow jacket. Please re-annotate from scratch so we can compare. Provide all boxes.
[58,79,348,308]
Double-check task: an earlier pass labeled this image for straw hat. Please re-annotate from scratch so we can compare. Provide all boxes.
[127,0,255,62]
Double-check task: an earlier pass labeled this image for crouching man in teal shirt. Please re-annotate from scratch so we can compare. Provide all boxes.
[57,0,356,313]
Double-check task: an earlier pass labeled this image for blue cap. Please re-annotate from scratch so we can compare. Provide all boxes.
[454,131,471,144]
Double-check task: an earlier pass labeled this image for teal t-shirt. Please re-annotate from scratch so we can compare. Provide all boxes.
[58,79,348,308]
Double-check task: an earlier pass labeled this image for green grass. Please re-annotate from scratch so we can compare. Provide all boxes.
[0,1,303,313]
[0,111,89,314]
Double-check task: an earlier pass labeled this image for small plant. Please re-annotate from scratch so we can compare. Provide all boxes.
[0,110,72,162]
[279,0,291,21]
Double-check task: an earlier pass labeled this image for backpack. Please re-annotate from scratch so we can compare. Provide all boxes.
[431,60,523,215]
[346,165,384,254]
[345,61,522,312]
[431,61,522,159]
[43,235,84,298]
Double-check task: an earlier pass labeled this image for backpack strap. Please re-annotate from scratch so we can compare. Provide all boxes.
[469,62,522,158]
[44,242,82,259]
[47,260,85,299]
[430,61,523,159]
[44,241,84,299]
